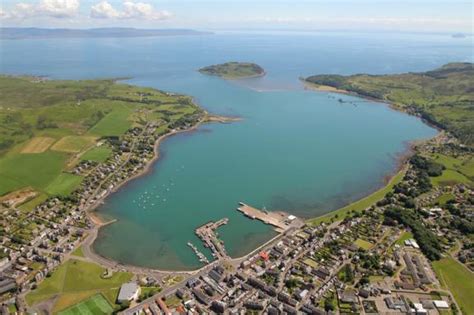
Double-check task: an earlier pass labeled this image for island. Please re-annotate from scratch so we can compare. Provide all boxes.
[199,62,265,79]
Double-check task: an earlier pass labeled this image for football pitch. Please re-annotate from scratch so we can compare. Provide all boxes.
[58,294,113,315]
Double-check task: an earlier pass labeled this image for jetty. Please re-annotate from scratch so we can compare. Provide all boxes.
[195,218,230,259]
[187,242,210,264]
[237,202,303,232]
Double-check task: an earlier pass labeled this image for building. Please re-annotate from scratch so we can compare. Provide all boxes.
[117,282,141,303]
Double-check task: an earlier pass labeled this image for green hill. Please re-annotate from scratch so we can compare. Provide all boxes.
[305,63,474,145]
[0,76,203,197]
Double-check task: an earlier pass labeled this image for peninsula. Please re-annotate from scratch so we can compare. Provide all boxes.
[199,62,265,79]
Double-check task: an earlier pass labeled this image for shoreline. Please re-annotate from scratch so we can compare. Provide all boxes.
[302,79,442,226]
[83,112,242,273]
[83,80,437,273]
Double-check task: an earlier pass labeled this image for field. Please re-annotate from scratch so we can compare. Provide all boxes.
[45,173,83,196]
[308,168,405,225]
[87,104,133,137]
[0,151,67,195]
[354,238,374,250]
[427,153,473,187]
[26,259,132,313]
[51,136,97,153]
[0,76,202,201]
[395,231,414,246]
[58,294,113,315]
[81,146,113,163]
[432,256,474,314]
[21,137,56,153]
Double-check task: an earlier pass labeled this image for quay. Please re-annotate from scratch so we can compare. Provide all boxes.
[187,242,209,264]
[237,202,304,232]
[195,218,229,259]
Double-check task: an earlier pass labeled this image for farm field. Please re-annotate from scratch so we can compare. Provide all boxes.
[45,173,83,196]
[25,259,132,313]
[51,136,97,153]
[432,256,474,314]
[20,137,56,153]
[81,146,113,163]
[0,75,201,203]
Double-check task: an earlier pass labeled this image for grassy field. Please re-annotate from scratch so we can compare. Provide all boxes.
[80,146,113,163]
[427,153,473,187]
[395,231,414,246]
[0,150,67,195]
[305,63,474,146]
[432,256,474,314]
[308,168,405,225]
[51,136,97,153]
[45,173,83,196]
[87,103,133,137]
[199,62,265,79]
[26,259,132,312]
[58,294,113,315]
[354,238,374,250]
[0,76,203,201]
[21,137,56,153]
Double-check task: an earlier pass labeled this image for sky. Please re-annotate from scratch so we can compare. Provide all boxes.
[0,0,472,33]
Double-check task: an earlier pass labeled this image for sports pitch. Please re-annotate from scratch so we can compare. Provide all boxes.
[58,294,113,315]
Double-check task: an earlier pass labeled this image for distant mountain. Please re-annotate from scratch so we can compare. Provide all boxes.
[0,27,212,39]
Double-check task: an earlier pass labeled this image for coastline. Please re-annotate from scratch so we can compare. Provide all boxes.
[82,112,241,272]
[83,80,437,272]
[302,79,442,226]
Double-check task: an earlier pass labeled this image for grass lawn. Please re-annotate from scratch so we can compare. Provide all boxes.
[354,238,374,250]
[0,151,68,195]
[435,193,455,205]
[45,173,83,196]
[26,259,132,312]
[303,258,318,268]
[88,105,133,137]
[81,146,113,163]
[71,246,85,258]
[51,136,97,153]
[431,170,472,187]
[308,168,405,225]
[432,256,474,314]
[18,193,49,212]
[395,231,414,246]
[58,294,113,315]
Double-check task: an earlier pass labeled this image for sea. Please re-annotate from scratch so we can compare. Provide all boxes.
[1,30,472,270]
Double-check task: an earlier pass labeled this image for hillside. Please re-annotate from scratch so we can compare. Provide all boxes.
[199,62,265,79]
[305,63,474,145]
[0,76,204,199]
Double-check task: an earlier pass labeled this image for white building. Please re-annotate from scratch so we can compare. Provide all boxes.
[117,282,141,303]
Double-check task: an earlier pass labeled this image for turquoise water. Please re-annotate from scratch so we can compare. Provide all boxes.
[1,31,471,270]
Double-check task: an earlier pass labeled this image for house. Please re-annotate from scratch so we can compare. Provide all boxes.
[117,282,141,302]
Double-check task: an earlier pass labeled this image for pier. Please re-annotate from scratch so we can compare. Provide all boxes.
[187,242,210,264]
[195,218,230,260]
[237,202,303,232]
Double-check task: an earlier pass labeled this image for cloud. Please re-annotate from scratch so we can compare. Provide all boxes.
[1,0,80,19]
[91,1,120,19]
[38,0,80,18]
[90,1,172,20]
